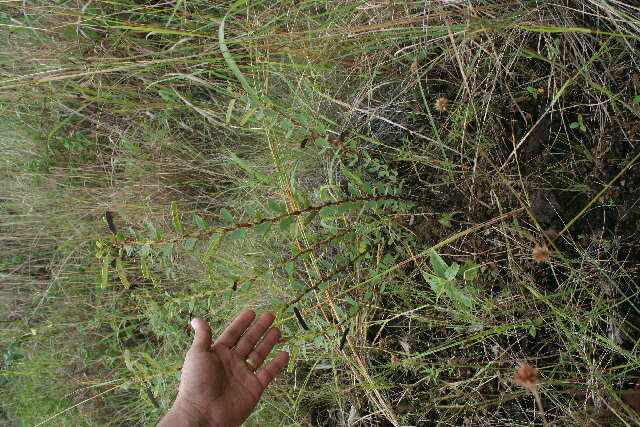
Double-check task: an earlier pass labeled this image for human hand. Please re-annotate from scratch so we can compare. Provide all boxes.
[158,309,289,427]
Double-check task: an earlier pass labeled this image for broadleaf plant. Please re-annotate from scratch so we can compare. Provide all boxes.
[424,250,477,315]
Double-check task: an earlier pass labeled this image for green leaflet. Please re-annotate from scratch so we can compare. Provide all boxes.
[101,254,112,289]
[184,237,198,251]
[280,215,296,231]
[193,214,208,231]
[230,228,248,240]
[429,250,448,278]
[220,208,234,223]
[202,234,222,262]
[171,201,183,234]
[115,256,130,289]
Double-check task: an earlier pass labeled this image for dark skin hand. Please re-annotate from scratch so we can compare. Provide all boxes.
[158,310,289,427]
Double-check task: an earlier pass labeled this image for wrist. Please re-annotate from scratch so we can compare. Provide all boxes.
[167,398,226,427]
[158,401,208,427]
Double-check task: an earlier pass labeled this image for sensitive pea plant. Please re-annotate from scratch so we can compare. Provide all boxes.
[2,0,640,426]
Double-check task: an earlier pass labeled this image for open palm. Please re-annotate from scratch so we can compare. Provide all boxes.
[162,310,289,427]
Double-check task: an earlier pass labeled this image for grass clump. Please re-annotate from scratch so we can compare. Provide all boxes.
[2,0,640,425]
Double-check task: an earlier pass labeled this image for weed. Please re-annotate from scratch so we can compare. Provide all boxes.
[570,114,587,132]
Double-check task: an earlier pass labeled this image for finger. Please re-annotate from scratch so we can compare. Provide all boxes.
[214,309,255,348]
[189,318,212,352]
[234,312,275,357]
[246,327,280,368]
[256,351,289,388]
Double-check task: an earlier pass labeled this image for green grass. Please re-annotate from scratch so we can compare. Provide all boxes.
[2,0,640,425]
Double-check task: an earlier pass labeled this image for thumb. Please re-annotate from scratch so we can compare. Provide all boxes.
[189,318,212,352]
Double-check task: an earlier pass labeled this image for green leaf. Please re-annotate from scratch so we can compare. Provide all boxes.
[115,257,130,289]
[438,212,453,227]
[429,250,448,278]
[425,273,444,299]
[318,185,335,202]
[220,208,234,223]
[344,295,357,305]
[171,201,184,234]
[529,325,537,337]
[161,243,173,258]
[279,118,293,130]
[147,222,161,240]
[633,95,640,104]
[193,215,208,231]
[444,262,460,281]
[320,260,333,270]
[255,222,272,234]
[319,206,336,218]
[230,228,248,240]
[101,254,112,289]
[365,200,378,210]
[342,167,364,188]
[140,256,151,279]
[570,122,579,129]
[139,245,152,258]
[201,234,221,262]
[184,238,198,251]
[459,292,475,308]
[284,262,295,274]
[218,18,259,100]
[335,202,353,214]
[268,200,286,214]
[448,285,475,309]
[291,281,305,291]
[141,352,161,370]
[244,205,257,218]
[314,137,329,147]
[303,210,320,226]
[280,215,296,231]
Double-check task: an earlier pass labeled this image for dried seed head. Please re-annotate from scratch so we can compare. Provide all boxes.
[105,211,117,234]
[514,362,540,392]
[293,306,309,330]
[434,96,449,112]
[532,245,550,263]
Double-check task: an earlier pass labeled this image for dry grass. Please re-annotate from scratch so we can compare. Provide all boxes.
[1,0,640,425]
